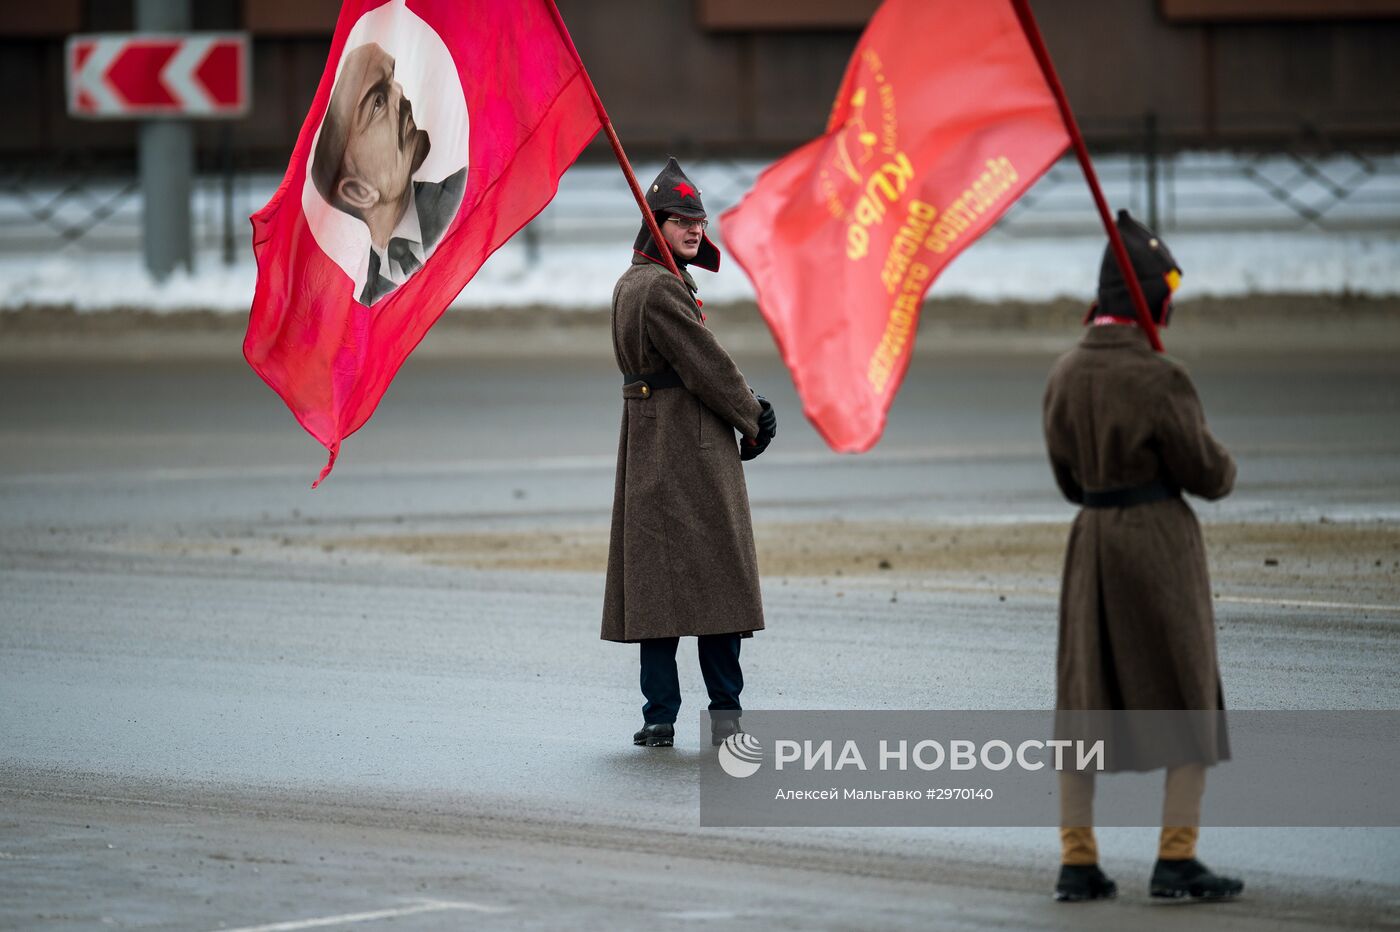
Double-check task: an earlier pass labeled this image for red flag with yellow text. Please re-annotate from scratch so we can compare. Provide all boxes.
[245,0,601,485]
[721,0,1069,452]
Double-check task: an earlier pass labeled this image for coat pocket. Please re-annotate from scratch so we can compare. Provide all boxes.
[623,389,656,419]
[696,394,712,448]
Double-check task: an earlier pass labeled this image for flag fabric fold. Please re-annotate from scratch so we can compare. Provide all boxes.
[721,0,1070,453]
[246,0,601,485]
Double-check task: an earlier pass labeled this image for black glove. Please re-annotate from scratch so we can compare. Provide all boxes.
[740,395,776,462]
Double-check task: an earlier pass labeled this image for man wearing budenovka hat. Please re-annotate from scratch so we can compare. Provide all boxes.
[1043,211,1244,903]
[602,158,777,749]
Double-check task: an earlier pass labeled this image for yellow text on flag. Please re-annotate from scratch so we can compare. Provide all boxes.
[867,259,930,395]
[923,157,1020,254]
[845,151,915,261]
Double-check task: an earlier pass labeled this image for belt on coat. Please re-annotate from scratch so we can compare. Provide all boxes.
[622,368,685,396]
[1081,479,1179,508]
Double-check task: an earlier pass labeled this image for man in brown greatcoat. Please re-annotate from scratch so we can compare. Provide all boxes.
[602,158,777,749]
[1043,211,1244,903]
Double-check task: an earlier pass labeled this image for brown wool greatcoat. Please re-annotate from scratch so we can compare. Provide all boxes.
[1043,325,1236,769]
[601,255,765,643]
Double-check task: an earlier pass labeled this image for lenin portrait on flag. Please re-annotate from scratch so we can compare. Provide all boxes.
[302,1,470,306]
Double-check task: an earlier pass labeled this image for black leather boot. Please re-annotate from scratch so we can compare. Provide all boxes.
[710,717,743,746]
[1054,864,1118,902]
[1150,857,1244,900]
[633,723,674,747]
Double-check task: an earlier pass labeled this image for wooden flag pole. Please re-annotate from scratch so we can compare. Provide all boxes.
[544,0,683,281]
[1009,0,1164,352]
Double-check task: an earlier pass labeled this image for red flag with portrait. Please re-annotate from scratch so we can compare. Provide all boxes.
[721,0,1070,452]
[245,0,601,485]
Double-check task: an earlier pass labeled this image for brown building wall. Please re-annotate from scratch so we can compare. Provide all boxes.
[2,0,1398,166]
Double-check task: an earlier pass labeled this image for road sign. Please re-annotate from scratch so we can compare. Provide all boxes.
[67,33,250,119]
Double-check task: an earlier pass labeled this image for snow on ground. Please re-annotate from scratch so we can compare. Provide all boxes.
[7,230,1396,314]
[2,153,1398,312]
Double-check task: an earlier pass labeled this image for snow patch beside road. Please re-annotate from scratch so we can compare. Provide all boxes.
[4,230,1398,314]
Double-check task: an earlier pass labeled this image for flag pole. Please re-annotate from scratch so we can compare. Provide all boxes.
[544,0,683,281]
[1009,0,1164,352]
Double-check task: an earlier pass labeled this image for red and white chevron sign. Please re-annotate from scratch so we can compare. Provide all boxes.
[66,33,250,119]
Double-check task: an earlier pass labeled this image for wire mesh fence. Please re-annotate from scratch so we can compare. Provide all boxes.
[2,147,1397,265]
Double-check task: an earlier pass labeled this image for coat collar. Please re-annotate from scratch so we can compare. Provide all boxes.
[1080,323,1154,351]
[632,250,698,293]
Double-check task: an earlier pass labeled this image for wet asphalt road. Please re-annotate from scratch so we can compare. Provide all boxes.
[2,346,1399,930]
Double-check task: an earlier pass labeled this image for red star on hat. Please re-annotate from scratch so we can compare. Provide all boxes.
[673,182,697,199]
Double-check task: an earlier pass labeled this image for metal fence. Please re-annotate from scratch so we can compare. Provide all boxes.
[2,146,1398,265]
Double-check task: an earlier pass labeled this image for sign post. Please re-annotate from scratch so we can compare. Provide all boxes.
[66,1,250,281]
[138,0,191,283]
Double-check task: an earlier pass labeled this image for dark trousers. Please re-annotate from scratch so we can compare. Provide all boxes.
[639,634,743,725]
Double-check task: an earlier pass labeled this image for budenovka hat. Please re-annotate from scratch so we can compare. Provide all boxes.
[633,157,721,273]
[1092,210,1182,325]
